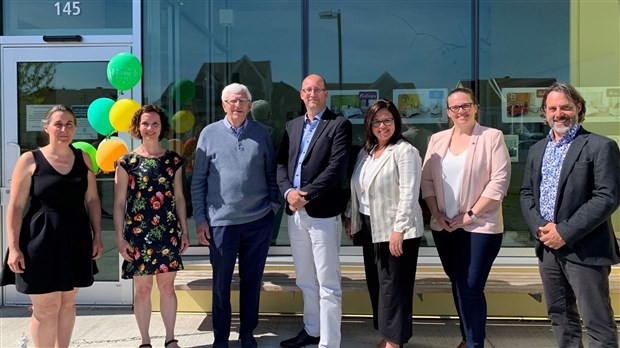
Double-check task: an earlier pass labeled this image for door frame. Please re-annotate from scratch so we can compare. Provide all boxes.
[1,44,135,305]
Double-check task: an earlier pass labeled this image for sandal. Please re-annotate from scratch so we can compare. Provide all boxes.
[164,339,179,347]
[138,345,152,348]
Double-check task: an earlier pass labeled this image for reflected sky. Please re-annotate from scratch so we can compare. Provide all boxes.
[160,0,568,89]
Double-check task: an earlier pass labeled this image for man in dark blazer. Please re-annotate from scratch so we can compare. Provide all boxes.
[520,82,620,348]
[276,74,352,348]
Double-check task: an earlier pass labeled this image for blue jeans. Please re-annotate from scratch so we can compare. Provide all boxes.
[432,228,503,348]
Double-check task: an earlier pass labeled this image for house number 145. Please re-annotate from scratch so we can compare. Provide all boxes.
[54,2,81,16]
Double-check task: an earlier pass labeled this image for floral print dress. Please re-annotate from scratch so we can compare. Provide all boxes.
[118,150,185,279]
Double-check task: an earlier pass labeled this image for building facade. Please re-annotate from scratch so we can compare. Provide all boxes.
[1,1,619,312]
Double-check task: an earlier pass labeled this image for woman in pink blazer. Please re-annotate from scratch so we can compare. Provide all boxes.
[421,88,511,348]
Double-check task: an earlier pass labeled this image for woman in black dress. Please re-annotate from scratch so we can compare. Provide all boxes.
[114,105,189,348]
[0,104,103,347]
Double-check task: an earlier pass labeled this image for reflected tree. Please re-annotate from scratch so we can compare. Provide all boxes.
[17,62,57,104]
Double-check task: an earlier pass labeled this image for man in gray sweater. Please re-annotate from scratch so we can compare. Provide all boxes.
[191,83,280,348]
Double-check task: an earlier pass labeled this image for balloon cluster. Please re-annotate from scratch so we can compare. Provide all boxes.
[80,52,198,174]
[81,52,143,173]
[168,79,197,157]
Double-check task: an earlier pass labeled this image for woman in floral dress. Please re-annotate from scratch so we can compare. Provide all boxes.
[113,104,189,348]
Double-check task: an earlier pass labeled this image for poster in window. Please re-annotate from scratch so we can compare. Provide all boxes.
[26,105,54,131]
[326,90,378,124]
[503,134,519,162]
[501,87,546,123]
[392,89,447,124]
[72,105,98,140]
[577,87,620,123]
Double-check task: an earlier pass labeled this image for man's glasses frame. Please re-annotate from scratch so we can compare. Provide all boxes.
[300,88,327,94]
[224,99,250,106]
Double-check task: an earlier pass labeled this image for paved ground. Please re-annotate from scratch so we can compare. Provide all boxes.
[0,306,588,347]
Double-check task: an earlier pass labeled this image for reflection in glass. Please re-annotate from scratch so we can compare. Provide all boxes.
[141,0,583,249]
[143,1,303,247]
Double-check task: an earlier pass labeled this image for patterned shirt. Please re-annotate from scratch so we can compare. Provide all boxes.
[539,124,581,221]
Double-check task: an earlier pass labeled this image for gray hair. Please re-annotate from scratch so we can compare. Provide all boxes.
[221,83,252,102]
[42,104,76,126]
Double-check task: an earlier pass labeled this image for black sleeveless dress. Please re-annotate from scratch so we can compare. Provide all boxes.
[0,146,98,294]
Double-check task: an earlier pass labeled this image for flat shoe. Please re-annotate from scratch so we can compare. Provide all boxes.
[165,339,179,348]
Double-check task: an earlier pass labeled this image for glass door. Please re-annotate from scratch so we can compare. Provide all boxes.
[1,45,133,305]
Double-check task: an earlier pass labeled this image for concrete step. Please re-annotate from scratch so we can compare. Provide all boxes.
[156,263,620,318]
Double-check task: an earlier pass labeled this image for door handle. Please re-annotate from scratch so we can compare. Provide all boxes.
[5,142,21,185]
[0,187,9,207]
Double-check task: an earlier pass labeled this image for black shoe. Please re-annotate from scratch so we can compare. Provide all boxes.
[280,329,320,347]
[239,333,258,348]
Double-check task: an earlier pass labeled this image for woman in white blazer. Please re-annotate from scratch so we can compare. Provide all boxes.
[421,88,511,348]
[345,99,424,348]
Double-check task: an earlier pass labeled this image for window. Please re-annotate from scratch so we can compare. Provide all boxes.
[142,1,620,248]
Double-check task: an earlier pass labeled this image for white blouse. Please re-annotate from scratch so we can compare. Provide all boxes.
[441,148,467,218]
[354,152,383,215]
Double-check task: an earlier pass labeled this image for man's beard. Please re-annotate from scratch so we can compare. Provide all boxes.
[549,116,577,136]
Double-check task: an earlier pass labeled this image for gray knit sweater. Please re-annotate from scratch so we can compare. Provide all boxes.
[191,118,280,227]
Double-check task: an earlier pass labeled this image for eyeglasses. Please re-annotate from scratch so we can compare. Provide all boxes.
[224,99,250,106]
[371,118,394,128]
[301,87,326,94]
[447,103,474,112]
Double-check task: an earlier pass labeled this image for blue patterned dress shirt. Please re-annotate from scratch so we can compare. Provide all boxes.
[539,124,581,221]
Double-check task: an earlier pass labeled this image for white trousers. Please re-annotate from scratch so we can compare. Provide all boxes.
[288,208,342,348]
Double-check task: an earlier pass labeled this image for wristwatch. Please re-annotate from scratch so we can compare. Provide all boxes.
[467,209,478,221]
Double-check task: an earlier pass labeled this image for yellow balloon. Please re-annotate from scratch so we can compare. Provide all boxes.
[171,110,195,134]
[110,99,141,132]
[96,139,128,173]
[168,139,184,154]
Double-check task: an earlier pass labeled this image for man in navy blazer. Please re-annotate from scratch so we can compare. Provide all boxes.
[520,82,620,348]
[276,74,352,348]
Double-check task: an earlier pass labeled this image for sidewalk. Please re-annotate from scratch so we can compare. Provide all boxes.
[0,306,586,347]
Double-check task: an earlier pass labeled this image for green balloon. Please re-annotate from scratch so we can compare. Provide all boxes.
[72,141,99,173]
[171,79,196,105]
[87,98,115,136]
[107,52,143,91]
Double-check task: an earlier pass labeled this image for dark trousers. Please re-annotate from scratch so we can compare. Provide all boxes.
[539,247,618,348]
[209,211,274,346]
[432,228,502,348]
[377,236,421,345]
[359,213,421,345]
[358,214,380,330]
